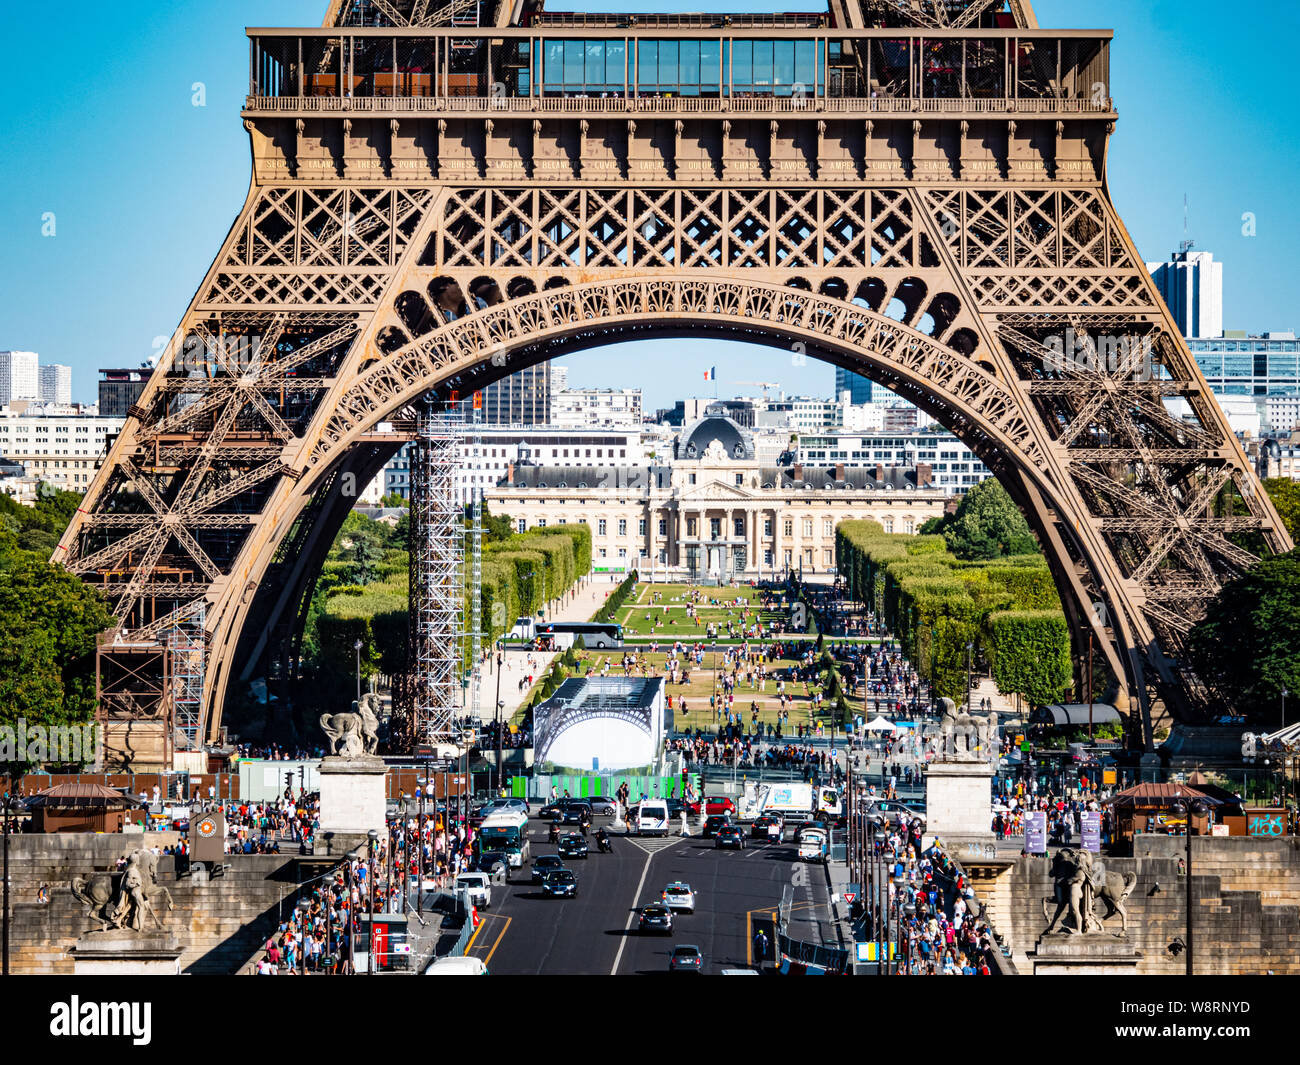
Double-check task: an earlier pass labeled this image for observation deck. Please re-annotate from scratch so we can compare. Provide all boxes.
[244,26,1114,121]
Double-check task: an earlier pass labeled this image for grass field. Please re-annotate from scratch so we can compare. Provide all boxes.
[565,648,860,731]
[614,581,795,638]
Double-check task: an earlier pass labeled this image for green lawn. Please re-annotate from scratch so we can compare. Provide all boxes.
[614,581,795,638]
[562,649,859,731]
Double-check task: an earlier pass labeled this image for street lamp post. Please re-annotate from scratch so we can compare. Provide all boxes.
[1283,687,1289,732]
[353,638,363,705]
[1173,798,1209,977]
[964,641,974,714]
[2,774,22,977]
[366,828,378,975]
[494,699,505,795]
[298,897,311,976]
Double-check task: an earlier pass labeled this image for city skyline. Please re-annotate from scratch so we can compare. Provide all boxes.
[1,0,1297,407]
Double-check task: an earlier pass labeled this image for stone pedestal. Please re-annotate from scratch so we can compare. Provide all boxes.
[1028,933,1142,975]
[924,759,996,852]
[317,756,387,856]
[70,930,182,975]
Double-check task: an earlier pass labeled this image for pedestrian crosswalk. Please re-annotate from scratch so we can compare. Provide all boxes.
[623,835,687,856]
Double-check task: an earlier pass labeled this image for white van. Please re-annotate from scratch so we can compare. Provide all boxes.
[455,872,492,910]
[425,956,489,975]
[636,799,670,837]
[798,828,828,863]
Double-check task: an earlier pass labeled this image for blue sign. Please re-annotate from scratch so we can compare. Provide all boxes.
[1081,811,1101,852]
[1024,811,1047,854]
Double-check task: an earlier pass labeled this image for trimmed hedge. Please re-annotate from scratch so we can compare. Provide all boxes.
[987,610,1072,707]
[594,570,639,623]
[836,517,1073,708]
[315,522,595,676]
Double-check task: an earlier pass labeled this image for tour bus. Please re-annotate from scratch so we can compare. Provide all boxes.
[509,618,623,649]
[636,799,670,837]
[476,809,531,868]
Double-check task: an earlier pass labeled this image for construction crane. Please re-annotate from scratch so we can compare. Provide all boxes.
[734,381,781,399]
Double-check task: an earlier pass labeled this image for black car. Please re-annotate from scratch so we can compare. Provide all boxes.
[538,798,593,822]
[637,905,674,935]
[557,833,589,859]
[474,849,510,875]
[561,804,592,826]
[715,825,746,850]
[542,869,578,898]
[702,814,731,839]
[751,816,782,840]
[664,798,688,819]
[668,945,704,973]
[532,854,565,884]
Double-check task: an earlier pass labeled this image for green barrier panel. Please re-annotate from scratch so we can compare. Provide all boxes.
[512,777,526,799]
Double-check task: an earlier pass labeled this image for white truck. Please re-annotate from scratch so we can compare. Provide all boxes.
[742,782,842,822]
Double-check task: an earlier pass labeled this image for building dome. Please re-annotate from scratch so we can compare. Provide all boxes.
[675,406,754,461]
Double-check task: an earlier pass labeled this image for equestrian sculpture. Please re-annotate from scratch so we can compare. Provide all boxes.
[1042,847,1138,935]
[70,849,175,932]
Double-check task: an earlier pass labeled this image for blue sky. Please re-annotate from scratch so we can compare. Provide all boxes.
[1,0,1296,407]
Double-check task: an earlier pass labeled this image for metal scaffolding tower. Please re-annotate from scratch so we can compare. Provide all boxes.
[408,397,464,747]
[467,395,483,723]
[168,602,207,756]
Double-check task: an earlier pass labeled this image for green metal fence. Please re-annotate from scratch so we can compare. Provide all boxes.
[514,773,687,802]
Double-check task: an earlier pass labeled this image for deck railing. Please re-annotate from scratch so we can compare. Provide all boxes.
[245,94,1113,116]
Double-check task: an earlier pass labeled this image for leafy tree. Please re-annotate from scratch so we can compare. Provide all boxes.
[390,511,410,550]
[918,515,946,536]
[379,491,407,509]
[1185,549,1300,722]
[1265,478,1300,542]
[0,528,114,730]
[483,503,513,543]
[334,511,389,585]
[0,487,82,557]
[942,480,1038,561]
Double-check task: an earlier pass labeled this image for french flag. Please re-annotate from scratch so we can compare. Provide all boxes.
[703,366,716,381]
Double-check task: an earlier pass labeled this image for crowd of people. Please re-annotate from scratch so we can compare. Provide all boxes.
[864,831,1000,976]
[252,801,491,974]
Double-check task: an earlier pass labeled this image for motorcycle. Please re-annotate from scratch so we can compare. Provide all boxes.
[595,832,613,853]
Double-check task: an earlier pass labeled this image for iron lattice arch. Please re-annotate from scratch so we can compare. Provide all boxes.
[55,3,1292,766]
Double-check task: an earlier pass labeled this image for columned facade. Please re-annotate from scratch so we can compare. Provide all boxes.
[488,408,947,579]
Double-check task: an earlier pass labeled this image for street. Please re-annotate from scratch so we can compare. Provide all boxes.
[465,817,835,974]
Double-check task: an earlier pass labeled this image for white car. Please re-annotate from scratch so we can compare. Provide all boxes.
[661,882,696,913]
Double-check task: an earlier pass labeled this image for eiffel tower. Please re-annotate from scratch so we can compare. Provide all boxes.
[56,0,1291,768]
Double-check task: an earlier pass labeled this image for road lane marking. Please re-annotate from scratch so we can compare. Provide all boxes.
[463,914,488,954]
[610,846,655,976]
[479,915,512,966]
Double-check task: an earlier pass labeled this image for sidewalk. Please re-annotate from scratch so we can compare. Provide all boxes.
[468,575,628,723]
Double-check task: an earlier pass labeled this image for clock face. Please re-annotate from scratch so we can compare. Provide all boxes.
[197,817,217,839]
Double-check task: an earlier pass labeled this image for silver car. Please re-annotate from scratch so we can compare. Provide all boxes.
[661,882,696,913]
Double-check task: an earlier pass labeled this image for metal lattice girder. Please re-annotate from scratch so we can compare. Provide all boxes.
[55,6,1294,762]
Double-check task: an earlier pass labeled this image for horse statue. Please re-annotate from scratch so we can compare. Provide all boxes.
[937,697,977,758]
[71,848,174,932]
[937,698,998,761]
[320,694,380,759]
[1042,848,1137,935]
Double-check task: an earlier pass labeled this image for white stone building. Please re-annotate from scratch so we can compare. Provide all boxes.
[0,409,124,492]
[550,387,643,428]
[486,407,948,578]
